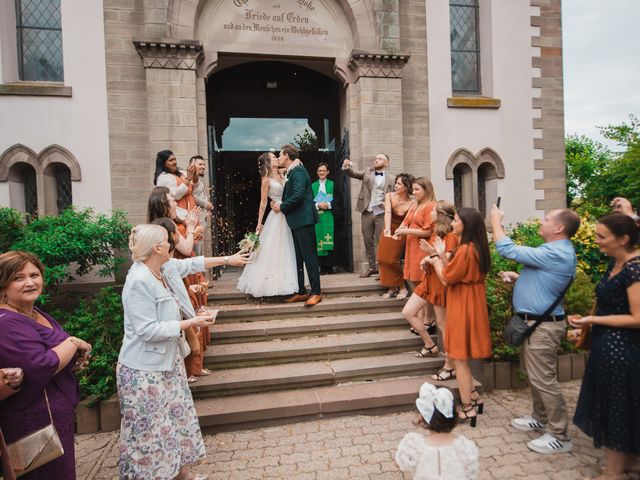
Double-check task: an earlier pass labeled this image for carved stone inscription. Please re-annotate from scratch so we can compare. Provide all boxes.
[199,0,351,55]
[225,7,328,43]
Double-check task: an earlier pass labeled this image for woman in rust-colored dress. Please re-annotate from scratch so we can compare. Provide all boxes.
[377,173,414,299]
[405,201,458,374]
[426,207,492,427]
[395,177,436,285]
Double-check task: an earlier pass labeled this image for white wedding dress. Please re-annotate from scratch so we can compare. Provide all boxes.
[237,178,300,297]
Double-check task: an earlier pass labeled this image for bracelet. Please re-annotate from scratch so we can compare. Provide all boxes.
[68,337,81,349]
[429,254,438,258]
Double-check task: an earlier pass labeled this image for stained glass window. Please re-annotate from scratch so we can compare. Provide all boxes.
[450,0,480,94]
[16,0,64,82]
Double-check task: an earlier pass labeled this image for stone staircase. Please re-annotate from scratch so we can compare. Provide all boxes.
[193,272,464,432]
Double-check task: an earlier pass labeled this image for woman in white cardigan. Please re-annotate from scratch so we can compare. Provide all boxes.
[117,224,247,480]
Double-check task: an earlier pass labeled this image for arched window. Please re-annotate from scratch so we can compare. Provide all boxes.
[44,163,72,214]
[453,163,473,209]
[0,144,80,216]
[477,162,498,217]
[8,162,38,217]
[446,147,505,219]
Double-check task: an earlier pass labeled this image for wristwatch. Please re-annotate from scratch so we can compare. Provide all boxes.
[224,256,230,265]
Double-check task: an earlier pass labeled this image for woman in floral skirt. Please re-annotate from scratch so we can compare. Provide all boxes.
[117,224,247,479]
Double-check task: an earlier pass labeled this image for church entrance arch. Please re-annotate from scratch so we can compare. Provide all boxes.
[193,0,359,272]
[206,58,352,273]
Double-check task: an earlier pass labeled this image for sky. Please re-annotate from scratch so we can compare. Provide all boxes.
[562,0,640,150]
[220,118,312,151]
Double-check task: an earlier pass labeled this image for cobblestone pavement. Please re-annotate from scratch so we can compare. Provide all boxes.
[76,380,633,479]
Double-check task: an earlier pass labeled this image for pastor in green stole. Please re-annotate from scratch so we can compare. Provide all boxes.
[311,177,334,257]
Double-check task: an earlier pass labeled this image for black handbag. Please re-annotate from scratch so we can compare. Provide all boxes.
[503,276,573,347]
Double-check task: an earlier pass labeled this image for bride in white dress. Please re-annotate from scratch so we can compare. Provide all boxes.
[237,152,300,297]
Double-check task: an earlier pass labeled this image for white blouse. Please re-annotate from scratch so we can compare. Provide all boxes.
[395,432,479,480]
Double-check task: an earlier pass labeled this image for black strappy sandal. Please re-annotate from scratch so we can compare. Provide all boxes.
[410,323,438,336]
[471,388,484,414]
[431,367,456,381]
[415,344,438,358]
[457,403,477,428]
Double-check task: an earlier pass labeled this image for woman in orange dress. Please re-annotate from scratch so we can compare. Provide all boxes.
[395,177,436,284]
[377,173,414,299]
[425,207,492,427]
[148,187,212,383]
[403,201,458,371]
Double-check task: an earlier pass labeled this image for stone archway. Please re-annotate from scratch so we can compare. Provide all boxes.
[134,0,410,269]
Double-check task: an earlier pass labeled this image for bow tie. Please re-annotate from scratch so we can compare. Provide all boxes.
[375,171,384,177]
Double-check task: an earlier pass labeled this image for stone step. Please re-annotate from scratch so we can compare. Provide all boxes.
[195,376,482,432]
[204,329,432,368]
[191,352,443,398]
[211,311,408,344]
[214,295,406,323]
[209,282,386,305]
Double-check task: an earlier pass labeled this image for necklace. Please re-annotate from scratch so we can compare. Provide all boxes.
[144,264,164,283]
[4,302,38,321]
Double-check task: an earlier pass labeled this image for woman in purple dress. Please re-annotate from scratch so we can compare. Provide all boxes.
[0,251,92,480]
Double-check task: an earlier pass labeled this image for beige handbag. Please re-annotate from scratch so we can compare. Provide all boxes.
[7,391,64,478]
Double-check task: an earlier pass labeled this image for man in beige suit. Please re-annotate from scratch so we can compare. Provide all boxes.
[342,154,395,277]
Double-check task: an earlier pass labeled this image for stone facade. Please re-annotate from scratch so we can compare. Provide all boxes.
[531,0,566,212]
[99,0,567,269]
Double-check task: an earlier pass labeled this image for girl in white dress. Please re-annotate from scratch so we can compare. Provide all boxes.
[395,382,479,480]
[237,152,300,297]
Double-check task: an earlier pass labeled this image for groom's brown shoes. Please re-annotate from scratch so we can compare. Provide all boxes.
[284,293,309,303]
[304,294,322,307]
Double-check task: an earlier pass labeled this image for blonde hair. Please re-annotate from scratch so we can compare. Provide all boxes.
[129,224,166,262]
[433,200,456,237]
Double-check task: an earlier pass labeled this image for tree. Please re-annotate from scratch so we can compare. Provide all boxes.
[565,134,613,209]
[565,115,640,215]
[293,128,319,151]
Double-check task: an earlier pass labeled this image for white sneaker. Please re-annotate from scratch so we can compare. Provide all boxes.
[527,433,572,454]
[510,415,547,432]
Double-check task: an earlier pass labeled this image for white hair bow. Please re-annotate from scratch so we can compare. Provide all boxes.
[416,382,454,423]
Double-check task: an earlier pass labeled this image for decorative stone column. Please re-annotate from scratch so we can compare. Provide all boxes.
[133,40,203,165]
[346,50,410,272]
[133,40,213,256]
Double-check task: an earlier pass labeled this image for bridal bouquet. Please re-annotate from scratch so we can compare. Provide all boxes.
[238,231,260,256]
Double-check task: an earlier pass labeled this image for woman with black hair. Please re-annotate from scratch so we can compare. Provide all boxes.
[154,150,198,216]
[570,214,640,479]
[425,207,491,427]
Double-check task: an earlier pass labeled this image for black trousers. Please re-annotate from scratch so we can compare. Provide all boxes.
[291,224,321,295]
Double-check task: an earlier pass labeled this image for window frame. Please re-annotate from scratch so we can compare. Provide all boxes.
[14,0,64,82]
[449,0,481,95]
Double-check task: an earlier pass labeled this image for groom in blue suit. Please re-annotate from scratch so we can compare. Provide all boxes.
[271,144,322,306]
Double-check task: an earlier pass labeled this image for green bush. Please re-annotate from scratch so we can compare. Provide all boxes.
[0,207,26,253]
[8,207,131,286]
[564,269,595,317]
[57,287,124,403]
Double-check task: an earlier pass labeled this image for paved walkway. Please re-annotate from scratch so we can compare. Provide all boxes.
[75,380,630,479]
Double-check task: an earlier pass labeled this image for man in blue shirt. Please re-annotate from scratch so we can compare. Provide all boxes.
[491,205,580,455]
